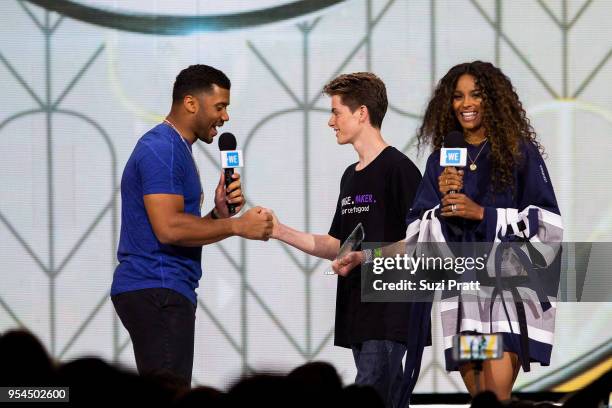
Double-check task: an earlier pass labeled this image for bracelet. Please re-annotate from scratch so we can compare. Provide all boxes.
[211,208,220,219]
[363,248,382,264]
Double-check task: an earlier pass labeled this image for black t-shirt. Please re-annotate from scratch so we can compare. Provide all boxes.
[329,146,424,348]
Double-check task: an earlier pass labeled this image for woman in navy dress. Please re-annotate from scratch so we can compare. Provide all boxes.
[408,61,563,400]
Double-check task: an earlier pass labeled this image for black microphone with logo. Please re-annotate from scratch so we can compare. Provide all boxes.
[439,130,467,195]
[218,132,244,215]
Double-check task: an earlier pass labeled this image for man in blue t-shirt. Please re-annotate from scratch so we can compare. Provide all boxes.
[111,65,273,386]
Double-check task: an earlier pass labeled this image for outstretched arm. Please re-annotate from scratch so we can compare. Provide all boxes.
[270,211,340,261]
[145,194,273,247]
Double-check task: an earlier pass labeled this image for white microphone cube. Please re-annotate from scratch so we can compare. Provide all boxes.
[220,149,244,169]
[440,147,467,167]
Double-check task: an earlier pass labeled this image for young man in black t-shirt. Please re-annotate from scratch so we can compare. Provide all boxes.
[271,72,430,407]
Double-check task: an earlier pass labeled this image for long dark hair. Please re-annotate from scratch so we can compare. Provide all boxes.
[417,61,543,191]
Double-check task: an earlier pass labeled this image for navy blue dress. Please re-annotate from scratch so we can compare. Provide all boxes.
[405,140,563,371]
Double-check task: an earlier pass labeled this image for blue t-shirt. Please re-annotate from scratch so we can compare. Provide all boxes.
[111,123,203,304]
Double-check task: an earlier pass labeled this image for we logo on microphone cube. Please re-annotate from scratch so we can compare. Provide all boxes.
[220,150,244,169]
[440,147,467,167]
[227,152,239,166]
[446,150,461,164]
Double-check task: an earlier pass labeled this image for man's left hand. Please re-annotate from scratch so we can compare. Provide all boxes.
[214,172,244,218]
[332,251,364,277]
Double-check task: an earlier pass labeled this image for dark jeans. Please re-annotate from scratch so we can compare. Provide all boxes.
[112,288,196,386]
[352,340,407,408]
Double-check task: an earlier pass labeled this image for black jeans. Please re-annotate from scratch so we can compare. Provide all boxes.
[352,340,407,408]
[112,288,196,386]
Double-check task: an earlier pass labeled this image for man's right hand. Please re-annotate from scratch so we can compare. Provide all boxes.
[263,209,281,239]
[234,207,273,241]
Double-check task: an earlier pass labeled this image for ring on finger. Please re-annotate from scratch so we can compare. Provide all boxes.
[451,204,457,213]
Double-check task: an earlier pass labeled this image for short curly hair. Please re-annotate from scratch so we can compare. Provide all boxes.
[417,61,543,192]
[172,64,230,103]
[323,72,388,128]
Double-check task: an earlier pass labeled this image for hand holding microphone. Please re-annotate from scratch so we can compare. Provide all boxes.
[439,130,467,195]
[214,172,243,218]
[216,132,244,217]
[439,131,484,220]
[438,167,464,196]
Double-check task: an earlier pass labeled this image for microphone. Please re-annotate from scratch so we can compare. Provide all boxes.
[218,132,244,215]
[439,130,467,194]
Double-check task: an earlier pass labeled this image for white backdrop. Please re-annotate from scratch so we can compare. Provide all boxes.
[1,0,611,391]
